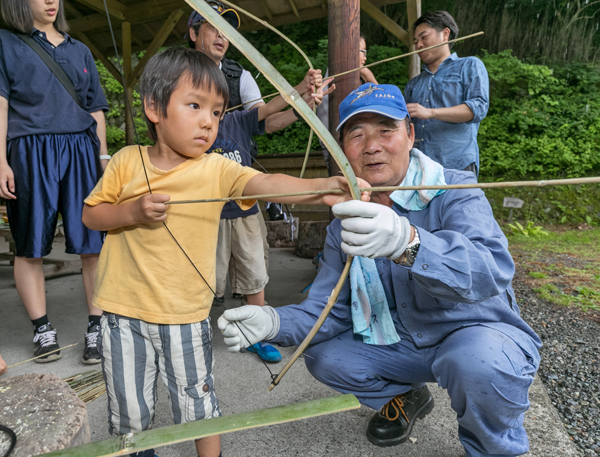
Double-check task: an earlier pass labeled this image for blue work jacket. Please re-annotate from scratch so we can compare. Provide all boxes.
[404,53,489,172]
[271,169,541,363]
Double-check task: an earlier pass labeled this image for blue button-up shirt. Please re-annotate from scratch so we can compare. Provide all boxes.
[271,169,541,362]
[404,53,489,172]
[0,29,108,142]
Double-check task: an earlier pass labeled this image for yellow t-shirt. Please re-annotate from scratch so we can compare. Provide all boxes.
[84,145,261,324]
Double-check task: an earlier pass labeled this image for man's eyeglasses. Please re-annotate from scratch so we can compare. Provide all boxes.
[359,49,367,57]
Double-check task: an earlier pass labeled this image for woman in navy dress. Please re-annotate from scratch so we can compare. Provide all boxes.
[0,0,109,364]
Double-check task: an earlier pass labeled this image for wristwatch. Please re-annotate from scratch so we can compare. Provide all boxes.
[394,226,420,267]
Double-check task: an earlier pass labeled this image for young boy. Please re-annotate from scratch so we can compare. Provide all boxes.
[210,70,334,364]
[82,47,365,457]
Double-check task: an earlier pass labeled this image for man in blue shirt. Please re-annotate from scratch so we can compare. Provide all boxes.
[404,11,489,177]
[218,84,540,457]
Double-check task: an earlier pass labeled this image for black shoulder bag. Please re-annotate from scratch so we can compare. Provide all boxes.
[14,32,83,108]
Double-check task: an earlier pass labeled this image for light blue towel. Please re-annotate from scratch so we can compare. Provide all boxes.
[389,149,447,210]
[349,148,446,345]
[350,256,400,345]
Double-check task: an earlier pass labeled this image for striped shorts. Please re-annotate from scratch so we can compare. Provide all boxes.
[98,313,221,436]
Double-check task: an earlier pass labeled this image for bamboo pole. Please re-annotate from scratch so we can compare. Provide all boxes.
[42,395,360,456]
[165,176,600,206]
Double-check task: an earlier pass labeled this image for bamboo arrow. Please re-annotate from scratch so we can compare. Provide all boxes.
[164,176,600,205]
[186,0,361,391]
[225,32,485,112]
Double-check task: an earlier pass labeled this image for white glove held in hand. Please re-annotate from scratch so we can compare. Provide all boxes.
[217,305,279,353]
[332,200,411,260]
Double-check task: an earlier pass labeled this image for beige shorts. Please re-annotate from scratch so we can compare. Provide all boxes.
[215,212,269,296]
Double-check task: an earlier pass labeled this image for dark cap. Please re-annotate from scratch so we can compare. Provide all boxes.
[186,1,241,34]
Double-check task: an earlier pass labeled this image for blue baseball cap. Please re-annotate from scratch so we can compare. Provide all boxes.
[187,1,241,32]
[336,83,410,131]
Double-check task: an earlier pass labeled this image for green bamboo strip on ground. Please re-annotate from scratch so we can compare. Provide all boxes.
[43,394,360,457]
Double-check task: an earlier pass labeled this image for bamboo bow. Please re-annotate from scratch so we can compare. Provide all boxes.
[185,0,360,391]
[216,0,318,188]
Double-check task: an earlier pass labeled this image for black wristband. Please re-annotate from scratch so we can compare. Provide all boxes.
[292,108,302,121]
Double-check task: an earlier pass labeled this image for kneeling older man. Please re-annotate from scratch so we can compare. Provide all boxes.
[218,83,541,457]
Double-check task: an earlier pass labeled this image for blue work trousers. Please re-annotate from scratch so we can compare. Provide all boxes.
[304,325,538,457]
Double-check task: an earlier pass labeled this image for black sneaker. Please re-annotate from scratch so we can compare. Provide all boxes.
[232,293,243,299]
[366,386,434,447]
[33,324,61,363]
[213,296,225,306]
[82,324,101,365]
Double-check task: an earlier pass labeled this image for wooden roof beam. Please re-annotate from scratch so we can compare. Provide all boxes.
[360,0,409,46]
[258,0,273,21]
[69,0,184,33]
[70,0,126,21]
[127,10,185,87]
[287,0,300,17]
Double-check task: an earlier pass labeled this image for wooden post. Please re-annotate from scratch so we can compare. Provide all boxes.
[327,0,360,179]
[122,21,134,145]
[406,0,421,80]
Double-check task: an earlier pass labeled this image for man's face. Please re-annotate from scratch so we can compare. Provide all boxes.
[342,112,414,188]
[190,22,230,64]
[413,23,450,65]
[149,76,225,159]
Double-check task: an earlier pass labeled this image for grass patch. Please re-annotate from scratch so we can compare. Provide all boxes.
[508,226,600,311]
[528,271,548,279]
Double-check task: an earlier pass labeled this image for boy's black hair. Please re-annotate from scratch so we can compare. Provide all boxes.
[413,11,459,49]
[1,0,69,34]
[140,47,229,142]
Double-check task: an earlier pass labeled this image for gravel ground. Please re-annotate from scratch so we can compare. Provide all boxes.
[515,267,600,456]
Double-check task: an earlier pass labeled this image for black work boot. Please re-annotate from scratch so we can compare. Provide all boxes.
[366,385,434,447]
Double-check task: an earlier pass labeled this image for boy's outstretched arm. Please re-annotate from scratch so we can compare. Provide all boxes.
[82,194,170,231]
[244,174,370,207]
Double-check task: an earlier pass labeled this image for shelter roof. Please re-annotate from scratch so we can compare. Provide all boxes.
[0,0,405,56]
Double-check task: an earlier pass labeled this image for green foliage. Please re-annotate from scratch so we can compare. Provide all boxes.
[485,184,600,225]
[479,50,600,180]
[507,221,549,237]
[227,35,409,155]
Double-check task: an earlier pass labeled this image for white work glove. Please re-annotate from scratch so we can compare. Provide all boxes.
[217,305,280,353]
[332,200,411,260]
